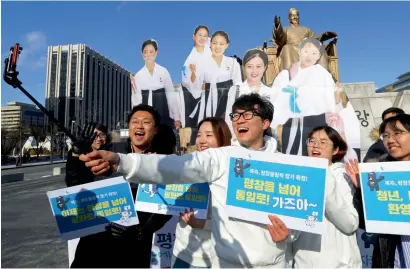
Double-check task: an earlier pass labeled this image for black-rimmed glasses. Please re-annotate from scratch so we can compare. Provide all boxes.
[229,110,261,122]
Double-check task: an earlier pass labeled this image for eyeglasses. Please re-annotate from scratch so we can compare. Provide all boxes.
[229,110,261,122]
[130,119,154,126]
[382,130,409,141]
[306,138,333,149]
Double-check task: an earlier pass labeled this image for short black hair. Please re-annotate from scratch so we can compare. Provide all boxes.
[94,124,111,146]
[141,39,158,52]
[95,124,108,134]
[127,104,161,126]
[379,113,410,134]
[381,107,405,120]
[231,93,274,122]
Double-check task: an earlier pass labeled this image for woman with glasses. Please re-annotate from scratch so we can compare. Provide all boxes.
[346,113,410,268]
[288,125,362,268]
[224,49,274,136]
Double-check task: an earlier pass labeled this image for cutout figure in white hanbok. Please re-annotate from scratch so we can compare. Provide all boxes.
[225,49,274,136]
[271,38,336,129]
[132,39,182,129]
[181,25,212,128]
[197,31,242,120]
[271,38,360,160]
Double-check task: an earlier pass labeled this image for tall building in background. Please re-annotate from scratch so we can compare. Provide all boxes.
[1,101,45,130]
[45,44,133,135]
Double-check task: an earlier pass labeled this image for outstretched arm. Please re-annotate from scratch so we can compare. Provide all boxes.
[81,149,223,186]
[117,151,218,185]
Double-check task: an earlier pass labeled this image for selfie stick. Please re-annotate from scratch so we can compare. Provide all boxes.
[3,43,77,142]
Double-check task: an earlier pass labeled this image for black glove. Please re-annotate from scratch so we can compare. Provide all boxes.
[71,132,97,155]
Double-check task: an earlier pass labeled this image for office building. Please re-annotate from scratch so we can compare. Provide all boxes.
[45,44,133,135]
[1,101,45,130]
[376,71,410,93]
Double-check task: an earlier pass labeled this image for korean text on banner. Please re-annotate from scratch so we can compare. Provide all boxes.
[225,147,328,234]
[150,216,179,268]
[47,176,139,241]
[359,161,410,236]
[135,183,210,218]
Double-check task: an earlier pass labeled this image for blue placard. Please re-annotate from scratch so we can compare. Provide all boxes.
[135,183,210,218]
[225,149,328,234]
[47,177,139,240]
[359,162,410,235]
[361,171,410,222]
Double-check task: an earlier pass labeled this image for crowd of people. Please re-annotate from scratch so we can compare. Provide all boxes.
[64,24,410,268]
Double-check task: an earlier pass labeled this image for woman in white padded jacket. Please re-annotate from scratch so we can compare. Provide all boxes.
[287,125,362,268]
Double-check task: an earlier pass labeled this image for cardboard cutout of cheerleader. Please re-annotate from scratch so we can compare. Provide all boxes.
[196,31,242,120]
[271,37,360,160]
[132,39,182,129]
[225,49,275,136]
[181,25,212,128]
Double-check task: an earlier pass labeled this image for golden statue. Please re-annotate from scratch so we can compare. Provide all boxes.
[263,7,339,85]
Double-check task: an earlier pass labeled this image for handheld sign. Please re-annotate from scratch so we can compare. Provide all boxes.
[150,216,179,268]
[47,176,139,240]
[225,147,328,234]
[135,183,210,219]
[359,161,410,236]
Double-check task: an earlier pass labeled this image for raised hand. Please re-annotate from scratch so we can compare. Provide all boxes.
[267,215,289,242]
[345,159,361,188]
[325,112,345,137]
[174,120,182,130]
[189,64,196,74]
[71,132,97,156]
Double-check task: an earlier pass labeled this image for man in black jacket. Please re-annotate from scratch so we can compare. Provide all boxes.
[69,106,174,268]
[107,104,174,268]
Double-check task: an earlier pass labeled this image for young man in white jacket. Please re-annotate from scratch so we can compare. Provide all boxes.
[81,93,298,268]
